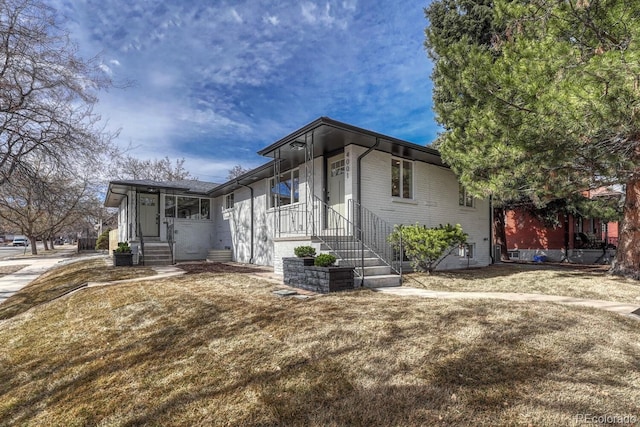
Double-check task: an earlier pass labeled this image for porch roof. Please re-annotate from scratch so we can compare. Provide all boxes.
[104,179,220,207]
[257,116,445,168]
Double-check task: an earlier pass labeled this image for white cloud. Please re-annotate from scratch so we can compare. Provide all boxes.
[263,14,279,26]
[230,8,243,23]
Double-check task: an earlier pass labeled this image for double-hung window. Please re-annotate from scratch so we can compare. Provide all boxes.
[269,169,299,208]
[391,158,413,199]
[459,184,474,208]
[224,193,234,210]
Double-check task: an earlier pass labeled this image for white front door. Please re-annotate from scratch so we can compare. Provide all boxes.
[327,154,345,221]
[139,193,159,237]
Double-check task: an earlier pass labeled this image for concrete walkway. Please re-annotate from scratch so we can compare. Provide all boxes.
[0,255,74,303]
[374,286,640,319]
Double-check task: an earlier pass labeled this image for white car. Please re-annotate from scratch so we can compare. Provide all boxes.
[12,237,29,246]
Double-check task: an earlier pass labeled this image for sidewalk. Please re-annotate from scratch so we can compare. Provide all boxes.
[0,251,79,304]
[374,286,640,319]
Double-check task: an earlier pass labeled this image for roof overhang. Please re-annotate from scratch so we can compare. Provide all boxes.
[208,160,286,198]
[104,180,212,207]
[257,116,445,168]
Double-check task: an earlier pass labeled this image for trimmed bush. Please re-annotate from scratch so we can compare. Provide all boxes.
[95,229,110,250]
[294,245,316,258]
[314,253,336,267]
[388,223,467,273]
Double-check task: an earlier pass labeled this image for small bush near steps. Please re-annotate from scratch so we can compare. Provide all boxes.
[294,246,316,257]
[314,253,336,267]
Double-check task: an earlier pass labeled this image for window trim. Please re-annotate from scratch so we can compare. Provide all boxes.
[268,168,300,209]
[391,157,414,200]
[458,243,475,259]
[164,195,212,220]
[224,193,235,210]
[458,184,474,208]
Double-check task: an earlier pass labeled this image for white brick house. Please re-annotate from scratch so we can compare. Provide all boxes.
[105,117,492,284]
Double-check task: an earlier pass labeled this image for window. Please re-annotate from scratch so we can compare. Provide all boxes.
[459,243,475,259]
[224,193,234,210]
[164,196,211,220]
[178,197,199,219]
[391,158,413,199]
[201,199,210,219]
[459,184,474,207]
[269,169,299,208]
[164,196,176,218]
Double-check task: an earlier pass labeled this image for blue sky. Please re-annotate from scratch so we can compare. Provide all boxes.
[53,0,437,183]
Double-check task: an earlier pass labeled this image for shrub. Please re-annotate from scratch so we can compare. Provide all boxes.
[294,245,316,257]
[114,242,132,253]
[314,253,336,267]
[95,229,110,250]
[388,223,467,273]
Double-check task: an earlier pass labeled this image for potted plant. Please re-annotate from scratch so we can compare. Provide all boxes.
[113,242,134,266]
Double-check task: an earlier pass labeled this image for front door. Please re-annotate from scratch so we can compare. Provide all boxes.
[139,193,159,237]
[327,154,346,223]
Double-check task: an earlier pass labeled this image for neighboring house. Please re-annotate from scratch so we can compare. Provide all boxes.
[505,187,622,263]
[105,117,492,285]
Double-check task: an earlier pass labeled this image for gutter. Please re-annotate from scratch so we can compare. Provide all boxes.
[237,181,255,264]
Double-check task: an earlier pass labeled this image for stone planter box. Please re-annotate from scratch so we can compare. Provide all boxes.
[113,252,134,267]
[283,257,315,286]
[283,257,354,293]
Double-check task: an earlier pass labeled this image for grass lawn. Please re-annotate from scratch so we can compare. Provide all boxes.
[0,258,156,321]
[406,263,640,304]
[0,262,639,426]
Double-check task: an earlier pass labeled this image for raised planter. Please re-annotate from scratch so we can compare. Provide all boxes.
[283,257,354,293]
[113,252,134,267]
[303,266,354,293]
[283,257,315,286]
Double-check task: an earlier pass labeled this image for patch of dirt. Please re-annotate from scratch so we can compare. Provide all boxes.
[177,262,273,275]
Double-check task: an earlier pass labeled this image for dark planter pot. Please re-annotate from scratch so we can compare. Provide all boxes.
[113,251,133,267]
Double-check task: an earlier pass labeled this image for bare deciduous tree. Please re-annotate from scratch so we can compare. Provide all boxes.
[0,0,114,184]
[227,164,250,180]
[112,155,192,181]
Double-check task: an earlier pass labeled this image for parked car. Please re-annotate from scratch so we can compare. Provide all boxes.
[12,237,29,246]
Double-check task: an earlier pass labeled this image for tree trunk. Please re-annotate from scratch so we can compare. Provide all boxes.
[610,177,640,278]
[493,207,510,261]
[29,237,37,255]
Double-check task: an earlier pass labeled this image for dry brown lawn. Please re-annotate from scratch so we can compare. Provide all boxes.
[406,263,640,304]
[0,264,639,426]
[0,258,155,320]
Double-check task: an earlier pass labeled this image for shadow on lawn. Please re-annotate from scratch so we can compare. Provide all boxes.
[2,287,637,426]
[407,262,611,283]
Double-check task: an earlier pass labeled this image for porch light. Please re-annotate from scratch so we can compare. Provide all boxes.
[289,140,306,150]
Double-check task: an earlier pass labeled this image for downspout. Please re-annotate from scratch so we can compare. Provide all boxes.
[356,137,381,287]
[237,181,255,264]
[489,195,494,264]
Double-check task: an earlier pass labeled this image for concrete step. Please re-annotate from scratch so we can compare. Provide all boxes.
[362,274,401,288]
[207,249,232,262]
[144,260,173,266]
[335,257,384,267]
[319,241,361,251]
[357,265,391,276]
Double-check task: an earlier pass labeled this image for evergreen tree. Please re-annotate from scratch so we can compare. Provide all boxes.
[425,0,640,276]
